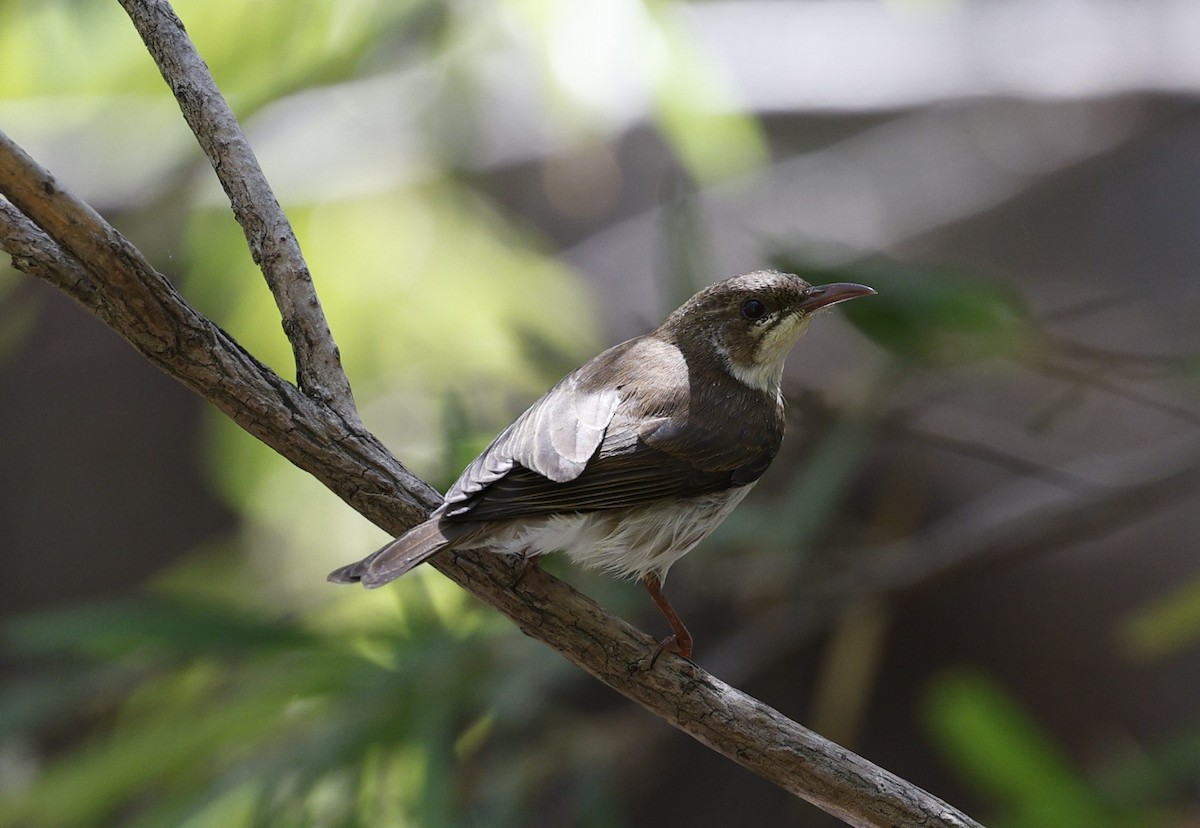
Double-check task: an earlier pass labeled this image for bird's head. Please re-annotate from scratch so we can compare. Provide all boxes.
[658,270,875,394]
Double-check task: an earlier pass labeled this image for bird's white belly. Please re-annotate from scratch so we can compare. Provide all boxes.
[485,485,755,582]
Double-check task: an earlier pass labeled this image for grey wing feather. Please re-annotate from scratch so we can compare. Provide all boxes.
[447,412,769,520]
[437,370,621,514]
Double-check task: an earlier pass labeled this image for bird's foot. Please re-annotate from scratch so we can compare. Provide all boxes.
[511,555,542,589]
[649,632,695,669]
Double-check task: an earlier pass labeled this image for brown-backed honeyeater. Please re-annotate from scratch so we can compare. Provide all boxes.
[330,270,875,661]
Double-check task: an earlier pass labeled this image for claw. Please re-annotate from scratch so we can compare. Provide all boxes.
[648,634,686,668]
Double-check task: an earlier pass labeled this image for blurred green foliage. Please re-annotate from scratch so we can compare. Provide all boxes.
[1117,575,1200,661]
[925,671,1123,828]
[0,591,551,827]
[924,670,1200,828]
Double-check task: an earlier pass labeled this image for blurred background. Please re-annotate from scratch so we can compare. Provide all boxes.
[3,0,1200,825]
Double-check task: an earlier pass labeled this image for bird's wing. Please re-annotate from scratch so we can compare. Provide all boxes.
[438,360,624,510]
[437,337,780,522]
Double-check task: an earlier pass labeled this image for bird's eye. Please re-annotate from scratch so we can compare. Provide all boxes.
[741,298,768,320]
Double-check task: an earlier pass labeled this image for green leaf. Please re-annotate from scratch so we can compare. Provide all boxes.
[1116,574,1200,661]
[924,671,1120,828]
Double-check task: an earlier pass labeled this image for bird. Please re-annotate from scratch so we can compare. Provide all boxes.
[329,270,875,662]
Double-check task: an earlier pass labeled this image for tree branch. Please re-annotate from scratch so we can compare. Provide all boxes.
[0,198,99,302]
[115,0,358,422]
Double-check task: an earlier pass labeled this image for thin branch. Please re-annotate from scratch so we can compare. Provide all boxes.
[0,149,980,827]
[896,424,1104,493]
[115,0,358,422]
[1036,358,1200,427]
[837,441,1200,593]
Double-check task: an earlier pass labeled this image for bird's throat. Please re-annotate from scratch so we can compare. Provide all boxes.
[720,313,812,396]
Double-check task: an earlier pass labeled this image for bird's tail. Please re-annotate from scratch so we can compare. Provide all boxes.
[328,518,475,588]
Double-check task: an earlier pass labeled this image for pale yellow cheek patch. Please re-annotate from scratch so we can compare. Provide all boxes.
[727,314,813,393]
[758,314,812,364]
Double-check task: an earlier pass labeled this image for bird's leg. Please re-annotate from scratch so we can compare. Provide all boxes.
[512,552,542,588]
[642,572,693,666]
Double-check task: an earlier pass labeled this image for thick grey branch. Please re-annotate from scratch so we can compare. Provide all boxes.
[115,0,358,422]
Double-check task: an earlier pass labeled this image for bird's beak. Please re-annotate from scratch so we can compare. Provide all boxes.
[797,282,876,313]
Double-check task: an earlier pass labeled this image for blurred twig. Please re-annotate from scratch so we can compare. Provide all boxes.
[1034,358,1200,427]
[843,442,1200,590]
[789,387,1105,493]
[704,441,1200,684]
[898,425,1102,493]
[1044,332,1182,380]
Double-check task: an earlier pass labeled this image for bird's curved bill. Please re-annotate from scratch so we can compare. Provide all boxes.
[798,282,876,313]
